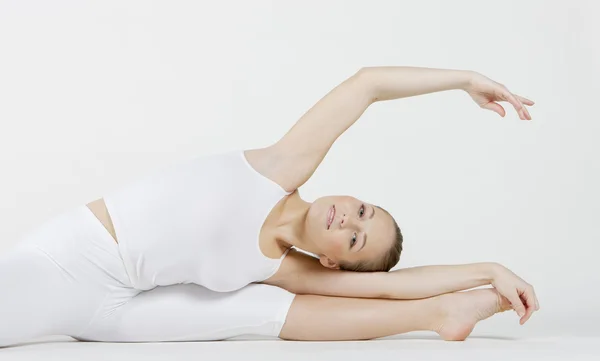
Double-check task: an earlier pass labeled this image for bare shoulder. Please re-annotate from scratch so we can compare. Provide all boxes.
[261,248,324,288]
[280,248,323,272]
[244,145,313,193]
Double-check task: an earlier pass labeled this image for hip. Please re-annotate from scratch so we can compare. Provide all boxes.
[13,203,134,290]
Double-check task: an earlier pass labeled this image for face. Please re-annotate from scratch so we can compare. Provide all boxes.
[305,195,395,269]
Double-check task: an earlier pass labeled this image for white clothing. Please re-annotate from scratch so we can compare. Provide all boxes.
[0,205,296,347]
[103,149,293,292]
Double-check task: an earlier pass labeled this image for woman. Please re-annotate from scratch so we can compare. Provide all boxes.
[0,66,538,347]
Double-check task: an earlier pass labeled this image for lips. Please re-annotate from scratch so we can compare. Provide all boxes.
[327,205,335,229]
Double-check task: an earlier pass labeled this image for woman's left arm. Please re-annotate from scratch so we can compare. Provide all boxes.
[264,66,534,192]
[359,66,533,119]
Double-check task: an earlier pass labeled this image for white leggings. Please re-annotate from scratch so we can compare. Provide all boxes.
[0,205,296,347]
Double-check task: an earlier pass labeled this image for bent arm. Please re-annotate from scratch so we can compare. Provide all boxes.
[264,250,497,300]
[267,66,473,191]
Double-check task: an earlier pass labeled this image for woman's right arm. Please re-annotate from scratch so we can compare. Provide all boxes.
[263,250,539,324]
[266,250,494,299]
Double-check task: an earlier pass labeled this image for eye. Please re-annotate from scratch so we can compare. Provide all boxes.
[350,233,357,248]
[359,204,365,218]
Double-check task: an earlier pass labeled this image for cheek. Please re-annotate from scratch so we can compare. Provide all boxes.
[311,209,346,256]
[325,236,346,257]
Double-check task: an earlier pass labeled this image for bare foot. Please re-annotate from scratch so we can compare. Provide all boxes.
[432,288,513,341]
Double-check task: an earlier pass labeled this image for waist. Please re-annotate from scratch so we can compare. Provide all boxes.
[86,198,118,243]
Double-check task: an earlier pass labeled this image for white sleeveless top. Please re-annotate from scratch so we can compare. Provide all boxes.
[103,149,293,292]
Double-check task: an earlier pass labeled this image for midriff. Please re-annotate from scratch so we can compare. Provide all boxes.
[86,198,118,243]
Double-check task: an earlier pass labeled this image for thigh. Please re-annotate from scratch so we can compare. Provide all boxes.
[80,283,296,342]
[0,205,137,347]
[0,245,106,347]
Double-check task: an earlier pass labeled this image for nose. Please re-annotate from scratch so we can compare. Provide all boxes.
[340,213,355,229]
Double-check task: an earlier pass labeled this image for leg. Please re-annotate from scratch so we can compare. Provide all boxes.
[81,280,510,343]
[0,205,138,348]
[0,246,93,347]
[280,288,513,341]
[79,283,296,342]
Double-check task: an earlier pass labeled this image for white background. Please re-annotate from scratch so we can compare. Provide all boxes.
[0,0,598,340]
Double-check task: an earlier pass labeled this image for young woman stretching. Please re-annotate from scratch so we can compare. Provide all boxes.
[0,66,538,347]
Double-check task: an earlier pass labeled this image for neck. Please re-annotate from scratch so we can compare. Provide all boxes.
[268,190,320,255]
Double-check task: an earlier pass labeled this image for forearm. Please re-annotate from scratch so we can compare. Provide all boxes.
[298,262,496,300]
[358,66,473,102]
[278,255,498,300]
[380,263,497,299]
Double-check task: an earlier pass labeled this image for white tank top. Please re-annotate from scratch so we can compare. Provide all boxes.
[103,149,293,292]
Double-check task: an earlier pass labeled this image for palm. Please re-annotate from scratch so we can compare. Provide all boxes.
[464,73,534,120]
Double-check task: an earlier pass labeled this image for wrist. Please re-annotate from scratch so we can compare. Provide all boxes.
[456,70,477,91]
[483,262,503,284]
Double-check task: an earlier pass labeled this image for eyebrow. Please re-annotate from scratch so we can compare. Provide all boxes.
[359,206,375,252]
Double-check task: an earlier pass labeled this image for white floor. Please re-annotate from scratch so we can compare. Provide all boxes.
[1,335,599,361]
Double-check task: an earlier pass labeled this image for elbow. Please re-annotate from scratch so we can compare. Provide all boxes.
[356,66,376,75]
[354,67,372,83]
[352,67,379,104]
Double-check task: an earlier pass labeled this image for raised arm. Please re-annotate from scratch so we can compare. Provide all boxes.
[262,66,534,192]
[263,250,539,325]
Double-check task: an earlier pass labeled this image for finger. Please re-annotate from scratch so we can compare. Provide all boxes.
[519,289,537,325]
[532,288,540,310]
[511,94,533,120]
[502,93,529,120]
[516,98,532,120]
[507,293,527,321]
[481,102,506,117]
[515,94,535,106]
[512,94,533,120]
[519,292,535,325]
[502,90,523,112]
[522,106,532,120]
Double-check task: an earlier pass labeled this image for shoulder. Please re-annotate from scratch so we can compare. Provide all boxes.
[243,147,299,193]
[261,249,325,289]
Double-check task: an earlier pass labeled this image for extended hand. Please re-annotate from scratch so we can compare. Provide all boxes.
[463,72,534,120]
[490,263,540,325]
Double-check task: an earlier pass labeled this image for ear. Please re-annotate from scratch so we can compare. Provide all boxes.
[319,255,340,270]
